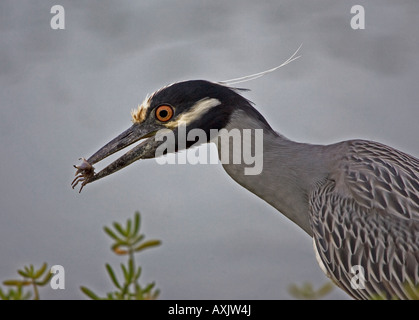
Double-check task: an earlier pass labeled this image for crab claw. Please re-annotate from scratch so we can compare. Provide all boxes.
[71,158,95,193]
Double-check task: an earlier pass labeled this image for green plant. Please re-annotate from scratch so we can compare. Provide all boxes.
[1,263,52,300]
[0,211,161,300]
[80,211,161,300]
[288,281,335,300]
[0,283,32,300]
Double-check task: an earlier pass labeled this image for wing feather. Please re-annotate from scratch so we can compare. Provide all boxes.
[309,140,419,299]
[342,140,419,220]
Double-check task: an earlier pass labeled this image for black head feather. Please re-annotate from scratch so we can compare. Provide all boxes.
[147,80,272,135]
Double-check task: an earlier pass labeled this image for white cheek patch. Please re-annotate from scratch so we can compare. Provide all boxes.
[165,98,221,129]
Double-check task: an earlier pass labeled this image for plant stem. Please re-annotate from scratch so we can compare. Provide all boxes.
[32,281,39,300]
[128,246,137,297]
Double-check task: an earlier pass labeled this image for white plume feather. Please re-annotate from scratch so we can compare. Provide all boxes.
[219,44,302,86]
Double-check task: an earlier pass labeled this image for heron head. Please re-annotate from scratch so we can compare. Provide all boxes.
[72,80,269,191]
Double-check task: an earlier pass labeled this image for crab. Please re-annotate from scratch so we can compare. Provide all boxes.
[71,158,95,193]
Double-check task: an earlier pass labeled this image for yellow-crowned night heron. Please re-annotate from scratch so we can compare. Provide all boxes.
[72,79,419,300]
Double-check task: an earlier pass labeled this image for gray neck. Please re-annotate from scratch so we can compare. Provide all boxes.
[215,109,331,236]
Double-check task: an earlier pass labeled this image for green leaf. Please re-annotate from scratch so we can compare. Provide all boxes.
[113,222,128,237]
[120,283,130,298]
[128,258,134,280]
[126,218,132,237]
[121,263,129,282]
[150,289,160,300]
[134,266,142,281]
[134,283,143,299]
[106,292,114,300]
[107,291,123,300]
[3,280,31,286]
[80,286,101,300]
[0,288,6,300]
[143,282,155,294]
[105,264,121,289]
[38,272,53,286]
[17,269,29,278]
[131,234,145,246]
[133,212,140,236]
[104,226,122,241]
[34,263,47,279]
[25,265,35,277]
[134,240,161,252]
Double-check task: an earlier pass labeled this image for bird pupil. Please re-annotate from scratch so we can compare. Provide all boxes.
[159,110,168,118]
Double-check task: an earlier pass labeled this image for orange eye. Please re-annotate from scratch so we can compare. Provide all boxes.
[155,105,174,122]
